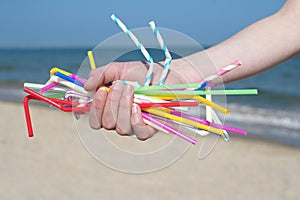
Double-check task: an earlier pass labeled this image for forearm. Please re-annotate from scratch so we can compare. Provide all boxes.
[183,0,300,84]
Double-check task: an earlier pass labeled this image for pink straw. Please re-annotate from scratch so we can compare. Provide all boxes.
[40,82,59,93]
[70,74,87,84]
[142,112,197,145]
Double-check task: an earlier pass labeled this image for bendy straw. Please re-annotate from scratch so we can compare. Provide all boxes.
[149,21,172,85]
[111,14,154,86]
[87,50,97,70]
[211,109,230,141]
[24,88,90,137]
[142,112,197,145]
[192,95,230,115]
[47,76,91,96]
[54,71,84,87]
[50,67,72,76]
[50,67,87,84]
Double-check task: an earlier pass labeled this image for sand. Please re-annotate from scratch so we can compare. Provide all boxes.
[0,101,299,200]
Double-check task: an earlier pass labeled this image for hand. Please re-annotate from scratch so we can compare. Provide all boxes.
[84,59,198,140]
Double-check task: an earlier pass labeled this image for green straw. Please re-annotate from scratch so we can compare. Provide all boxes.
[134,83,200,91]
[45,93,66,98]
[135,89,258,96]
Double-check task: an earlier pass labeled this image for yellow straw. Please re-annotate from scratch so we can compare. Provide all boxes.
[50,67,72,76]
[148,95,229,115]
[87,50,97,70]
[142,108,224,135]
[193,96,229,115]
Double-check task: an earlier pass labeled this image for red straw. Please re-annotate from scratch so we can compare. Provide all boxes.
[23,88,90,137]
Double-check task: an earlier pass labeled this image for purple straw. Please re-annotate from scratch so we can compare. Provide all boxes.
[142,112,197,145]
[170,109,247,135]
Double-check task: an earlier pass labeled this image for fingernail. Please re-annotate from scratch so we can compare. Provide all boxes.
[124,85,133,97]
[113,80,123,90]
[132,103,138,114]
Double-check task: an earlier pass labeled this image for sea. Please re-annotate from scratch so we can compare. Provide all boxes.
[0,48,299,146]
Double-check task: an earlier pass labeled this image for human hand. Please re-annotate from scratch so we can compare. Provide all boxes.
[84,59,198,140]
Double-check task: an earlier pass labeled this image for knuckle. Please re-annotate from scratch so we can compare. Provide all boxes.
[116,126,131,136]
[102,119,116,130]
[89,123,101,130]
[136,133,150,141]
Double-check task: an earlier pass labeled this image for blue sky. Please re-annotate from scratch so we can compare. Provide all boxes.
[0,0,285,48]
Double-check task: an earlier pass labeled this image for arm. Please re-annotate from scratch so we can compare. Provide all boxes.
[183,0,300,85]
[85,0,300,140]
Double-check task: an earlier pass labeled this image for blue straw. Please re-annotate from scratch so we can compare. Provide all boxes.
[54,72,84,87]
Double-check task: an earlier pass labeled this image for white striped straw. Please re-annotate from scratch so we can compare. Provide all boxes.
[201,60,241,86]
[111,14,154,86]
[149,21,172,85]
[211,109,230,141]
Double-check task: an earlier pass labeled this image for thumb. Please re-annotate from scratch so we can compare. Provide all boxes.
[84,62,123,91]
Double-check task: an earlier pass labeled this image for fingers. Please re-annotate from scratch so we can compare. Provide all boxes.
[115,85,134,136]
[90,84,157,140]
[102,81,123,130]
[89,87,108,129]
[131,103,157,141]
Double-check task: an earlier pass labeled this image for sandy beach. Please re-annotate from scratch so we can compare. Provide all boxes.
[1,101,300,200]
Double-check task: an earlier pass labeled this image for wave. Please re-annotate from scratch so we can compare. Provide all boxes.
[227,103,300,130]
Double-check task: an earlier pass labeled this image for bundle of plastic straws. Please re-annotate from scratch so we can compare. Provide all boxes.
[23,14,258,145]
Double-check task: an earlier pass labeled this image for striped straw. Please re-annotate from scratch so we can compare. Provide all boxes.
[111,14,154,86]
[149,21,172,85]
[200,60,241,86]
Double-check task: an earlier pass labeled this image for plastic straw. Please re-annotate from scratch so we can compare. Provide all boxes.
[55,71,84,87]
[149,21,172,85]
[138,101,199,108]
[193,95,230,115]
[142,108,224,135]
[40,82,59,93]
[49,76,91,96]
[135,89,258,96]
[134,94,188,112]
[169,109,246,135]
[211,109,230,141]
[111,14,154,86]
[50,67,72,76]
[87,50,97,70]
[142,112,197,145]
[70,74,87,84]
[200,60,241,87]
[142,118,169,134]
[135,83,200,92]
[24,83,67,93]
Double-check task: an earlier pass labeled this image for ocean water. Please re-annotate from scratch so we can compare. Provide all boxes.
[0,48,299,146]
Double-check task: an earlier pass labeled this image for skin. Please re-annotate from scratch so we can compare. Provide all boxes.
[84,0,300,141]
